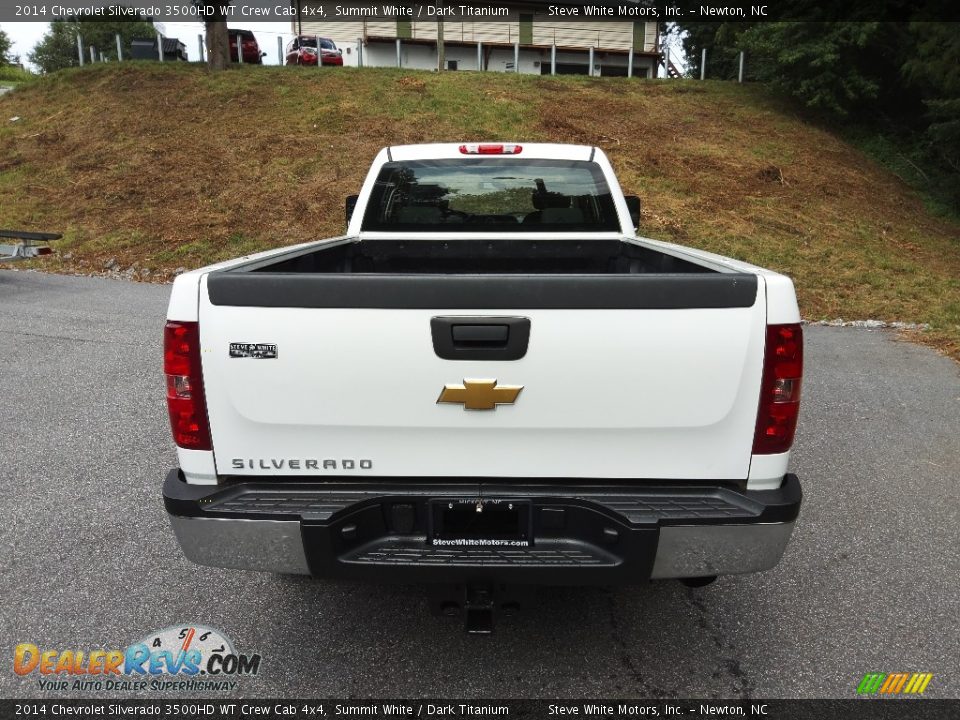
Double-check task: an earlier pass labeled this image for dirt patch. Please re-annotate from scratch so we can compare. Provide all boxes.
[397,76,426,91]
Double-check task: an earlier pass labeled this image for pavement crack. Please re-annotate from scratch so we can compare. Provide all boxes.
[0,328,143,347]
[685,588,753,699]
[605,589,675,698]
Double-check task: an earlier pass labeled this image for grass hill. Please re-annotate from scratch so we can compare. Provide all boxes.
[1,63,958,358]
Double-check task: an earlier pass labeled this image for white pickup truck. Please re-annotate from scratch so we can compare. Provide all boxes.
[163,143,803,628]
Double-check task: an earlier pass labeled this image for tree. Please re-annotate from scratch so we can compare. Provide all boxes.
[671,22,908,117]
[28,13,155,73]
[0,28,13,64]
[205,19,230,70]
[669,22,758,80]
[672,19,960,209]
[202,0,232,71]
[737,22,909,119]
[28,24,78,73]
[902,22,960,202]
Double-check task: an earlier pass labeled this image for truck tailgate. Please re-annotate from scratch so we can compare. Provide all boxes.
[197,276,766,481]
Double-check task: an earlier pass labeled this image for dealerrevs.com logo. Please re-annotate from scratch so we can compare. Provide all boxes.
[14,625,261,692]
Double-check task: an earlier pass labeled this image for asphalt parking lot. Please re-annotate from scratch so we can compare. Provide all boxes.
[1,270,958,699]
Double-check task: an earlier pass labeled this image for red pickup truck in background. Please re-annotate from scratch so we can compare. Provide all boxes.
[229,29,265,64]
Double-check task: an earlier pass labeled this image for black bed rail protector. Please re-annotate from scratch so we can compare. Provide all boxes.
[206,272,758,310]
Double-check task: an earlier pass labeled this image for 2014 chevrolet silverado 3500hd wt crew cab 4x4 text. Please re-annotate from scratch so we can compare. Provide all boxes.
[162,143,803,628]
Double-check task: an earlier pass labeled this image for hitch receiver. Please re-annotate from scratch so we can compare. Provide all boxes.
[428,583,534,634]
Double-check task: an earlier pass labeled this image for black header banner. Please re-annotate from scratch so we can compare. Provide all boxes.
[3,1,958,23]
[2,699,960,719]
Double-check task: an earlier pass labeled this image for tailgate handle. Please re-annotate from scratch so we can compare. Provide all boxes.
[452,324,509,345]
[431,317,530,361]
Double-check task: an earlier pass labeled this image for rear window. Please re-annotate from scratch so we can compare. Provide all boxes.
[361,159,620,232]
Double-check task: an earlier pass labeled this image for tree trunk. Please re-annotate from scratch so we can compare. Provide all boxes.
[205,20,229,71]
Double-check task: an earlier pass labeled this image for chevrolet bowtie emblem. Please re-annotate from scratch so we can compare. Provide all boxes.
[437,379,523,411]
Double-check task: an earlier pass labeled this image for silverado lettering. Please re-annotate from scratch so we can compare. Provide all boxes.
[230,459,373,471]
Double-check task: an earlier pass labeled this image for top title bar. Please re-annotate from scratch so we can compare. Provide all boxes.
[3,1,957,23]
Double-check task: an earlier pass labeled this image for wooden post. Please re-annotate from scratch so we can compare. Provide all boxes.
[90,46,96,64]
[551,43,556,75]
[396,38,401,68]
[700,47,706,80]
[738,50,745,83]
[588,45,594,77]
[116,34,123,62]
[316,35,321,68]
[514,41,519,73]
[477,41,482,71]
[357,38,363,67]
[277,36,283,65]
[665,47,670,78]
[198,34,204,63]
[628,42,633,78]
[437,20,444,71]
[77,34,84,66]
[157,33,164,62]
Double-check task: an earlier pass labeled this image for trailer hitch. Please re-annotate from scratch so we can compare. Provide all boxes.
[428,583,535,633]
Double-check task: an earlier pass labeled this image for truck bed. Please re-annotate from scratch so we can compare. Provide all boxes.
[241,238,713,275]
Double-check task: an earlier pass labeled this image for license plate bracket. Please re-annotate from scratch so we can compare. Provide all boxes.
[429,499,532,547]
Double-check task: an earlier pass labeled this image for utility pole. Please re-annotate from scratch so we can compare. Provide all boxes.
[437,19,444,71]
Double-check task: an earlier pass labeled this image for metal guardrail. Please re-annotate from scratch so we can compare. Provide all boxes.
[0,229,60,262]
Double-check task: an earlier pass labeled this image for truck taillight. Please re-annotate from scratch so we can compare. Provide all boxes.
[753,323,803,455]
[459,144,522,155]
[164,321,211,451]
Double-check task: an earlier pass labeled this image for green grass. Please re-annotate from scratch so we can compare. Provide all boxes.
[0,65,34,87]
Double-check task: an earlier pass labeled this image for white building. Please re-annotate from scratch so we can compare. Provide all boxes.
[291,3,662,78]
